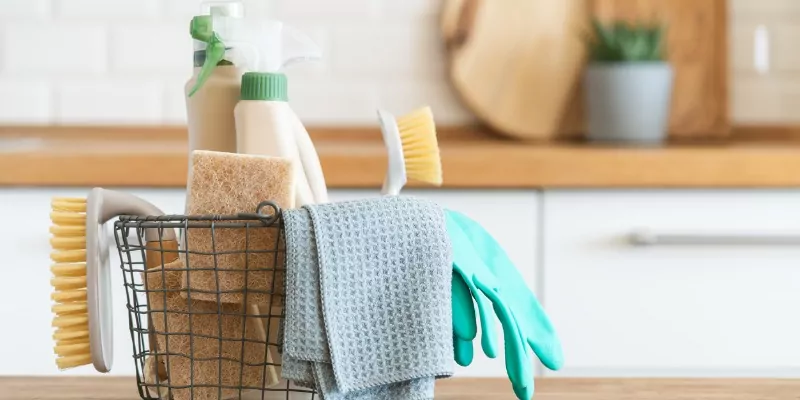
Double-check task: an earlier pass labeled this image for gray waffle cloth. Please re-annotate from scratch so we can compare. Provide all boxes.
[281,196,453,399]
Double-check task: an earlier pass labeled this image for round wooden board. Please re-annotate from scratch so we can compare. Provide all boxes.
[441,0,588,140]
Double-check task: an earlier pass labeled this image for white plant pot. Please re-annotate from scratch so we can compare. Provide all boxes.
[584,62,674,145]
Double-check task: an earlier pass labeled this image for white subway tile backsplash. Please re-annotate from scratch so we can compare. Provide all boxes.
[161,0,204,19]
[163,0,271,19]
[0,80,51,123]
[0,0,50,19]
[3,24,107,74]
[731,75,800,123]
[768,25,800,73]
[289,79,378,125]
[731,0,800,20]
[55,0,160,20]
[163,77,188,124]
[56,80,162,124]
[377,81,474,125]
[110,24,192,73]
[379,0,442,19]
[330,20,446,79]
[0,0,472,125]
[274,0,378,20]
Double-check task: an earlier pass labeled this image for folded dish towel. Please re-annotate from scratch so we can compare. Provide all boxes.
[281,196,453,399]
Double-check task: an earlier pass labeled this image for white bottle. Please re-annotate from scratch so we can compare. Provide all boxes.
[233,20,328,207]
[185,1,245,163]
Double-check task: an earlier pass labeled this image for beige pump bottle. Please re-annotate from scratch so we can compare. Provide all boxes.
[185,1,245,165]
[232,20,328,207]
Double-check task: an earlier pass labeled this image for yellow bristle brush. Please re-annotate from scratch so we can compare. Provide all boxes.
[378,106,443,195]
[50,188,177,372]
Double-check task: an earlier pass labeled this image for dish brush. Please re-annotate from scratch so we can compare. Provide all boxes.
[378,106,443,195]
[50,188,177,372]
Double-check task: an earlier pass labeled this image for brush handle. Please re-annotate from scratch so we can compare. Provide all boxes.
[86,188,177,373]
[377,109,407,196]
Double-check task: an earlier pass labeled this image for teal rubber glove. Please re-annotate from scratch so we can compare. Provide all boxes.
[452,271,476,366]
[452,266,499,363]
[447,212,533,397]
[449,210,564,372]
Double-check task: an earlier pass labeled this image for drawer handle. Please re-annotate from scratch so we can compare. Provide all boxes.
[629,229,800,246]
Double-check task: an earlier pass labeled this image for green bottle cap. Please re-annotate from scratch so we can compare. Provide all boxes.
[241,72,288,101]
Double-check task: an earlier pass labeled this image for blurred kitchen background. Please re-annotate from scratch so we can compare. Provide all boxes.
[0,0,473,126]
[0,0,793,127]
[4,0,800,389]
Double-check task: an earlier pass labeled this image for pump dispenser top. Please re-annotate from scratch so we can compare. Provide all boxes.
[232,20,328,206]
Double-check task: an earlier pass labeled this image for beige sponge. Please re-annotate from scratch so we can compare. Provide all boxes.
[183,150,293,305]
[145,259,280,400]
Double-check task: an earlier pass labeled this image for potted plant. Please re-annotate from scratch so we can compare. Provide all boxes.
[584,19,673,145]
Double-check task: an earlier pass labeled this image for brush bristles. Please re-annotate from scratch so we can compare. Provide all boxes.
[50,196,91,370]
[395,106,443,186]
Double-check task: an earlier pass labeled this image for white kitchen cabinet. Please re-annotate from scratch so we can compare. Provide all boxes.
[0,187,540,379]
[0,188,188,377]
[542,190,800,378]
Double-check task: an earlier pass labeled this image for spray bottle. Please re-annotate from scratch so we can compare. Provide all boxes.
[233,20,329,207]
[184,1,246,163]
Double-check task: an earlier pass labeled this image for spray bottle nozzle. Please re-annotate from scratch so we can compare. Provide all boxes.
[187,16,227,97]
[188,16,321,98]
[188,34,226,96]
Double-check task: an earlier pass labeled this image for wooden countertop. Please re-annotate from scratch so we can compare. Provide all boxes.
[4,126,800,188]
[3,377,799,399]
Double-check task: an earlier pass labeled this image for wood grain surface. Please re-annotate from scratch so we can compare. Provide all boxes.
[2,377,800,400]
[562,0,730,139]
[4,125,800,189]
[441,0,589,140]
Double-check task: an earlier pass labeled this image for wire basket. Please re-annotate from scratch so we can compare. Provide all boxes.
[114,201,316,400]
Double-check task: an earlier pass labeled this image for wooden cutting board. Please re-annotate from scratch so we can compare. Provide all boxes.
[442,0,730,140]
[441,0,589,140]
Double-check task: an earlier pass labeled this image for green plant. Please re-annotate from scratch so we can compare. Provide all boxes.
[587,19,666,62]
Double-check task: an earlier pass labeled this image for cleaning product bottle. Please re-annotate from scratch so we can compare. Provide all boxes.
[184,1,246,163]
[233,20,329,207]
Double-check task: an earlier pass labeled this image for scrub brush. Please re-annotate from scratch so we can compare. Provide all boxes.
[378,106,443,195]
[50,188,177,372]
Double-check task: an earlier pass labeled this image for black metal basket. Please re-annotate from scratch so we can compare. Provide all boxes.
[114,201,316,400]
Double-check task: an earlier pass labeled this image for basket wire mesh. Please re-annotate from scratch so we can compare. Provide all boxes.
[114,201,315,400]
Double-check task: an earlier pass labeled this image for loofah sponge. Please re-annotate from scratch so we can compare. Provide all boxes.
[183,150,294,305]
[144,259,280,400]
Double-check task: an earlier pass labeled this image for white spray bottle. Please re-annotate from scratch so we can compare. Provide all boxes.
[185,1,246,158]
[233,20,329,207]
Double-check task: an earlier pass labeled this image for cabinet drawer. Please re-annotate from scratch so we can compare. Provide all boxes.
[543,190,800,377]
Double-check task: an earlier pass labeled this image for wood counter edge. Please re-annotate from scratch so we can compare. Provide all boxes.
[4,125,800,188]
[3,376,800,399]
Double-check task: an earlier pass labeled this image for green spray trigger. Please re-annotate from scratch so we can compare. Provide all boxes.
[188,34,225,97]
[188,15,226,97]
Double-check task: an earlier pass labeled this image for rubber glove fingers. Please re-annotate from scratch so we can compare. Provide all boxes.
[452,270,477,341]
[454,335,474,367]
[513,383,534,400]
[473,276,533,397]
[529,333,564,371]
[454,266,498,359]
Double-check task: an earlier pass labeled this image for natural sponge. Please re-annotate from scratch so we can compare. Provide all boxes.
[183,150,294,305]
[144,259,280,400]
